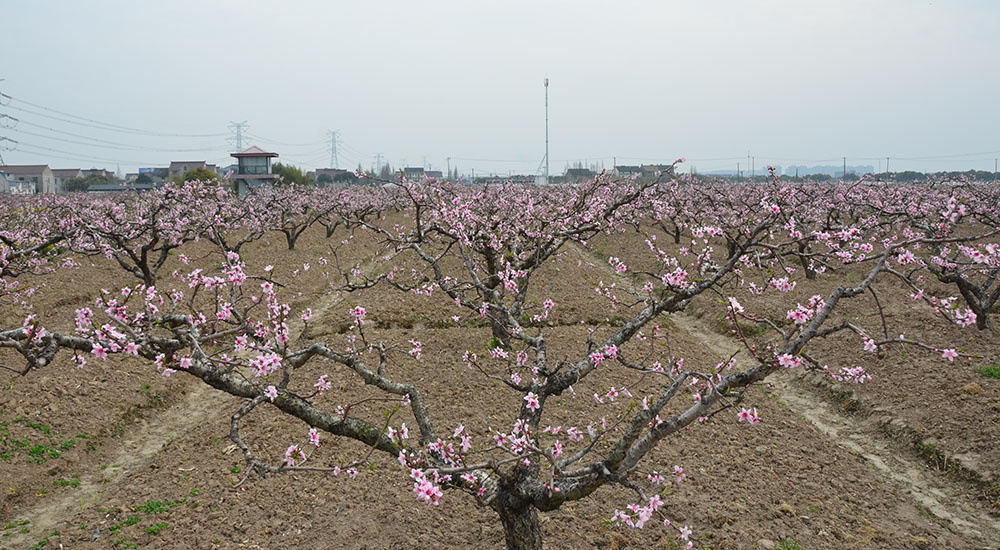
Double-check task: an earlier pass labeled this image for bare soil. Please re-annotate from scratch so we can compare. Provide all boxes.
[2,223,998,549]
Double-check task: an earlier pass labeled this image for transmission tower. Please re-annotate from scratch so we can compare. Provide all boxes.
[328,130,339,169]
[228,121,248,152]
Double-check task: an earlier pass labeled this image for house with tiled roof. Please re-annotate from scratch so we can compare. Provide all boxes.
[0,165,55,194]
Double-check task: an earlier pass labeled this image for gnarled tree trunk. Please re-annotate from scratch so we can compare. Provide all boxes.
[494,493,543,550]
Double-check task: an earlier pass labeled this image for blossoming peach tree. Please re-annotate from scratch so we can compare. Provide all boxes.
[1,173,995,549]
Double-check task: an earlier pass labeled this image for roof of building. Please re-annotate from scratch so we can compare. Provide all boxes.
[168,161,207,171]
[0,165,51,175]
[52,169,84,177]
[615,165,642,173]
[231,146,278,158]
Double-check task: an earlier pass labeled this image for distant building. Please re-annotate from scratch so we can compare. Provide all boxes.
[640,164,673,176]
[615,165,642,176]
[231,146,279,195]
[784,164,874,178]
[425,170,443,180]
[564,167,596,182]
[315,168,349,183]
[0,172,9,193]
[0,165,55,194]
[168,161,218,179]
[52,169,84,192]
[403,167,425,181]
[81,168,114,183]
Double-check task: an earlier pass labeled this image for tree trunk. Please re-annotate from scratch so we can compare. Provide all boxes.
[283,229,299,250]
[490,319,514,350]
[975,305,990,331]
[497,502,543,550]
[798,242,816,280]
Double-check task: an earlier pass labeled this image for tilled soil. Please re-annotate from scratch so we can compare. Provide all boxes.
[2,223,998,549]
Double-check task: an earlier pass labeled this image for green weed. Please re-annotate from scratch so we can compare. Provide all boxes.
[975,364,1000,380]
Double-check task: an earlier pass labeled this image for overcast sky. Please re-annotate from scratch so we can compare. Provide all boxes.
[2,0,998,176]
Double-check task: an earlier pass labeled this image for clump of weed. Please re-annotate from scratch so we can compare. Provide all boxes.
[975,364,1000,380]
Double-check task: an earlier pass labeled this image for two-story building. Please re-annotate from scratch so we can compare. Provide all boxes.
[168,161,218,180]
[403,167,425,181]
[231,146,279,195]
[0,165,55,194]
[52,169,84,192]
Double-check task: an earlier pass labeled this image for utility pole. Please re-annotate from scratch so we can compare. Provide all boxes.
[375,153,382,176]
[544,78,550,184]
[842,156,847,179]
[228,121,248,152]
[994,158,997,179]
[328,131,339,169]
[737,162,741,182]
[886,157,890,179]
[447,157,451,179]
[751,156,755,178]
[0,79,6,167]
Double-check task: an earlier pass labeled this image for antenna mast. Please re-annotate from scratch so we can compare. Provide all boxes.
[544,78,550,184]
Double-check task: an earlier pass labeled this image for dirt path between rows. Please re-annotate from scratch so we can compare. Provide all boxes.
[1,280,353,549]
[567,240,1000,546]
[1,381,234,549]
[670,309,1000,548]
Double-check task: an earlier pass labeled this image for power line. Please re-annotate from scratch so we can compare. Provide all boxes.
[8,125,227,154]
[242,132,326,148]
[11,141,166,166]
[1,93,226,137]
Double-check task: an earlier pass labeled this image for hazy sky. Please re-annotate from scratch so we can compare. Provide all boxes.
[2,0,998,176]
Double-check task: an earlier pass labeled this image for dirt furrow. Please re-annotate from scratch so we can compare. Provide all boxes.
[2,255,366,549]
[670,310,1000,547]
[1,383,235,549]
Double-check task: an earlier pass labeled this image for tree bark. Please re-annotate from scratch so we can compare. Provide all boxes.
[496,502,543,550]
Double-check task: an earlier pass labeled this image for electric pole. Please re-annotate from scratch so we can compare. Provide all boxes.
[843,156,847,180]
[447,157,451,179]
[375,153,382,176]
[328,131,339,169]
[544,78,550,184]
[886,157,890,179]
[228,121,248,152]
